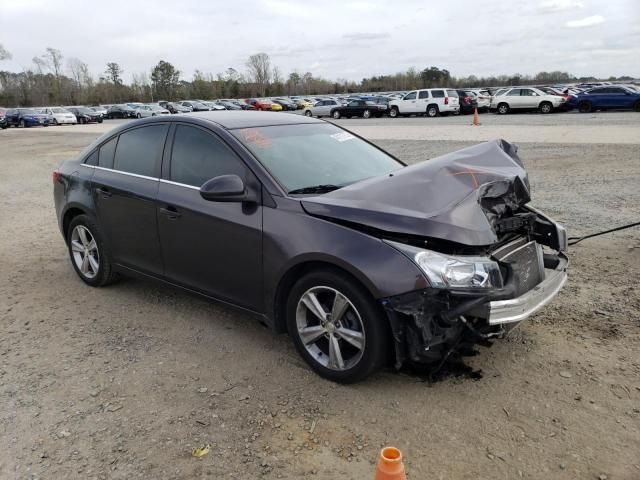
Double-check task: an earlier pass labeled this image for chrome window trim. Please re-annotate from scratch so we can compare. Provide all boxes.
[79,163,158,182]
[159,179,200,191]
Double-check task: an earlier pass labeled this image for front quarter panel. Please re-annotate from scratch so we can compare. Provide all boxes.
[263,197,428,326]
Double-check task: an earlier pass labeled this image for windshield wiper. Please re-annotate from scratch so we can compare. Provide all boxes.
[288,184,342,195]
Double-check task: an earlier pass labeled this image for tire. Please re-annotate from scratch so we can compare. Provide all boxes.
[578,101,592,113]
[426,105,439,117]
[539,102,553,114]
[136,113,141,119]
[304,110,312,117]
[67,214,118,287]
[389,107,399,118]
[19,119,25,128]
[497,103,509,115]
[332,110,341,119]
[286,269,388,383]
[98,118,103,123]
[362,109,371,119]
[633,101,640,112]
[53,119,59,126]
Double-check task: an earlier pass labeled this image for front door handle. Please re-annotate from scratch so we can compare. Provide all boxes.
[159,206,181,219]
[96,187,112,198]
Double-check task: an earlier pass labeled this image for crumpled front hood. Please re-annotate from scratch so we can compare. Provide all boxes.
[301,139,531,246]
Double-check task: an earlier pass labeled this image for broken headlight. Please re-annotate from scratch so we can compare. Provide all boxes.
[385,241,503,289]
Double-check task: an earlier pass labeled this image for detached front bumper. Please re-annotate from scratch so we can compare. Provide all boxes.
[489,253,567,325]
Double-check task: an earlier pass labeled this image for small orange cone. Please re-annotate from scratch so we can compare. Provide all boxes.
[374,447,406,480]
[472,107,480,126]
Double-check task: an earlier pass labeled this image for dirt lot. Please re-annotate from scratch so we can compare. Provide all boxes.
[1,114,639,479]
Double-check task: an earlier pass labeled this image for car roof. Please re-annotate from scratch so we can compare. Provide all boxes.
[188,111,322,129]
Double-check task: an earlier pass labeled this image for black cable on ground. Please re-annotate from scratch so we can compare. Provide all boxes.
[568,221,640,246]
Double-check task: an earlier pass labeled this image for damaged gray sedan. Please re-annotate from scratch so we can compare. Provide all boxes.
[54,112,567,384]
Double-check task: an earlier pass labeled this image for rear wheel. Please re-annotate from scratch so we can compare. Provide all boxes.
[539,101,553,114]
[633,101,640,112]
[389,107,399,118]
[332,110,341,119]
[53,118,59,126]
[287,269,388,383]
[136,112,141,119]
[426,105,439,117]
[578,101,592,113]
[497,103,509,115]
[304,110,312,117]
[19,119,26,128]
[67,214,118,287]
[362,109,371,119]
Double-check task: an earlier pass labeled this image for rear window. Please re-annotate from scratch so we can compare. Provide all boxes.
[113,125,168,177]
[98,137,117,169]
[447,90,458,97]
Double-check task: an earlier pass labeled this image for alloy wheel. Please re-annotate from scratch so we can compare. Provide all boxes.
[295,286,365,371]
[70,225,100,279]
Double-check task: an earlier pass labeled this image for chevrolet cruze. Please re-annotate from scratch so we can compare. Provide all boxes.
[53,112,568,383]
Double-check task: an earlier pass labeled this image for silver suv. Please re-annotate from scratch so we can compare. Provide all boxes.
[389,89,460,117]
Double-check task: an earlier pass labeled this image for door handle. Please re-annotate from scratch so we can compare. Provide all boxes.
[96,187,112,198]
[159,206,181,219]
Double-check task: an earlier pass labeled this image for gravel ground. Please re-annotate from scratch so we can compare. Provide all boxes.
[1,114,639,479]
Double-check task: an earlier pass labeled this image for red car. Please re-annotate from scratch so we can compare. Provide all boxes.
[245,98,271,111]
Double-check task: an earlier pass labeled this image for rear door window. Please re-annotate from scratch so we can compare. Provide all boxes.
[85,150,98,166]
[98,137,118,169]
[169,125,245,187]
[113,125,168,177]
[418,91,429,99]
[507,89,521,96]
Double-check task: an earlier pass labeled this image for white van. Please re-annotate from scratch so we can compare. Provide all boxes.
[389,89,460,117]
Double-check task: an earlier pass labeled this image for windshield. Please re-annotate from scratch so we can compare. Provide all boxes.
[232,123,403,193]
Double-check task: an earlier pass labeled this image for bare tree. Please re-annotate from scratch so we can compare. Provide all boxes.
[32,57,47,74]
[43,48,64,78]
[245,53,271,96]
[68,58,89,87]
[0,43,12,61]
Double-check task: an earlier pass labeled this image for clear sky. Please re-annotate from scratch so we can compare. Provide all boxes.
[1,0,638,82]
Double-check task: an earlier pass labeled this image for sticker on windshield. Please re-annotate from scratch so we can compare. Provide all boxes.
[239,128,272,149]
[330,132,355,142]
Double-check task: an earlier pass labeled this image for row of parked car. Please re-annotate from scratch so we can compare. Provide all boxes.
[2,83,638,129]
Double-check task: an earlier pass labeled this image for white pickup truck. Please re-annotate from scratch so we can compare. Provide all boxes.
[389,89,460,117]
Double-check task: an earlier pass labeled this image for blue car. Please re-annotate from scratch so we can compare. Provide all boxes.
[567,85,640,113]
[5,108,50,127]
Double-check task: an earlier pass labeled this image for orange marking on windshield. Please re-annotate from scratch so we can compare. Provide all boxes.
[239,128,272,149]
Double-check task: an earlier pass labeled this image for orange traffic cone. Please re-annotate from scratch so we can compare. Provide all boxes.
[472,107,480,126]
[374,447,406,480]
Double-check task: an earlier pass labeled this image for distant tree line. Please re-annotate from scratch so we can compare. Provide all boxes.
[0,44,635,107]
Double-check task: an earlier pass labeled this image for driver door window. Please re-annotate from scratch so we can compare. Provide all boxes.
[169,125,245,187]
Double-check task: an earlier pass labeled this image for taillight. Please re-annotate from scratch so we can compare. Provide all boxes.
[464,96,471,104]
[53,170,61,184]
[445,97,449,105]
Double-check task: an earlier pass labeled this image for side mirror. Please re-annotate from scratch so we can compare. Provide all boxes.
[200,174,256,203]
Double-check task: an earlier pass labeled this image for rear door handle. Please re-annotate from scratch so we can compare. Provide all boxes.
[96,187,112,198]
[159,206,181,219]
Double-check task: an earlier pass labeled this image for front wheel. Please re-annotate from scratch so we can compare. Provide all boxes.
[332,110,341,119]
[362,109,371,119]
[389,107,399,118]
[53,119,59,126]
[19,119,26,128]
[287,269,388,383]
[67,215,118,287]
[136,113,141,119]
[304,110,312,117]
[578,101,592,113]
[633,101,640,112]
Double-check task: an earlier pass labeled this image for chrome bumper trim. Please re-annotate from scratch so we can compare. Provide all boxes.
[488,256,568,325]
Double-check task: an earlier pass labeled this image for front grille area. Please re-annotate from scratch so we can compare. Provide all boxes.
[492,238,545,297]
